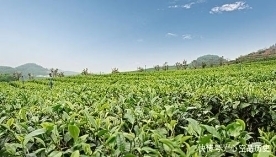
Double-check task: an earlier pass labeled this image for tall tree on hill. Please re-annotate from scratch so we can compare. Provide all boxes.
[154,65,160,71]
[13,71,22,81]
[81,68,89,75]
[28,73,34,80]
[137,67,144,72]
[191,60,197,69]
[112,68,119,74]
[202,62,207,68]
[49,68,60,77]
[219,56,224,66]
[50,68,54,76]
[175,62,182,70]
[58,72,64,77]
[54,69,58,77]
[162,62,169,71]
[183,60,188,69]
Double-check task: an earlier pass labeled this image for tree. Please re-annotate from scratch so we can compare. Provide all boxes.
[58,72,64,77]
[219,56,224,66]
[54,69,58,77]
[50,68,54,77]
[49,68,63,77]
[154,65,160,71]
[175,62,182,70]
[81,68,89,75]
[28,73,34,80]
[201,62,207,68]
[112,68,119,74]
[183,60,188,69]
[137,67,144,72]
[191,60,197,69]
[13,71,22,81]
[162,62,169,71]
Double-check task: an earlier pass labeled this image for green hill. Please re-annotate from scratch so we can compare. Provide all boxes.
[0,63,79,78]
[15,63,49,76]
[0,66,15,74]
[230,43,276,63]
[189,54,226,68]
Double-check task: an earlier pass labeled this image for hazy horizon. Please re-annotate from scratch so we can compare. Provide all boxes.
[1,0,275,73]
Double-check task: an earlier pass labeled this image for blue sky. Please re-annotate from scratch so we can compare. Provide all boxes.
[1,0,275,73]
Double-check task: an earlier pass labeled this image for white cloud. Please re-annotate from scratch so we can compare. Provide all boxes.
[182,2,195,9]
[181,0,206,9]
[166,33,178,37]
[210,1,251,14]
[168,5,179,8]
[182,34,192,40]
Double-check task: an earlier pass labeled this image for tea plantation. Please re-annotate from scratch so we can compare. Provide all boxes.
[1,60,276,157]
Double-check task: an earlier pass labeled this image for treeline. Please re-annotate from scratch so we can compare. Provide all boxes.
[0,74,17,82]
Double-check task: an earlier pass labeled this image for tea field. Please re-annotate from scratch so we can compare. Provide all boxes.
[1,60,276,157]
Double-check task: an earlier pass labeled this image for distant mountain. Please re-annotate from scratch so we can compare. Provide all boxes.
[0,63,79,77]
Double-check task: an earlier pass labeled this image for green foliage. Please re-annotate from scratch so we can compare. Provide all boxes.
[0,74,16,82]
[0,60,276,156]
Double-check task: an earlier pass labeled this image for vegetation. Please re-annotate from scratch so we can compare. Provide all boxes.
[143,55,227,72]
[13,71,23,81]
[154,65,160,71]
[81,68,91,75]
[0,59,276,156]
[162,62,169,71]
[175,60,188,70]
[201,62,207,68]
[137,67,144,72]
[0,74,17,82]
[49,68,65,78]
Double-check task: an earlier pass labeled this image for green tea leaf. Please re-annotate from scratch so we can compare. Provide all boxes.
[141,146,158,154]
[236,119,246,131]
[23,128,46,145]
[71,150,80,157]
[240,103,251,109]
[124,153,136,157]
[201,125,221,140]
[106,135,116,145]
[41,122,54,132]
[6,118,14,128]
[48,151,63,157]
[68,124,80,141]
[25,129,46,139]
[0,116,6,124]
[186,118,202,135]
